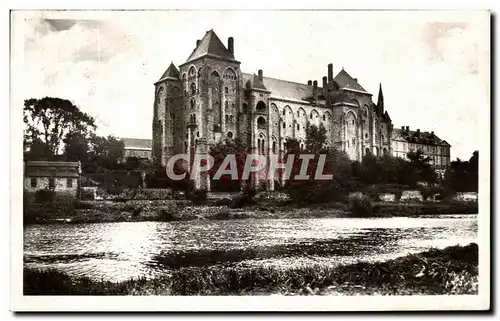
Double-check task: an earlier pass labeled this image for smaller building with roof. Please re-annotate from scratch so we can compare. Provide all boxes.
[24,161,81,197]
[391,126,451,173]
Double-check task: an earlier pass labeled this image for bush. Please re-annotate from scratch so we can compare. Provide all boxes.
[187,189,208,204]
[34,189,55,203]
[348,192,373,217]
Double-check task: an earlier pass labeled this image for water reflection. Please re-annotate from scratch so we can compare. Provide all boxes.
[24,216,477,282]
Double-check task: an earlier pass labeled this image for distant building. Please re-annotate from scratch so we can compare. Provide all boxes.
[121,138,152,161]
[24,161,81,197]
[391,126,451,175]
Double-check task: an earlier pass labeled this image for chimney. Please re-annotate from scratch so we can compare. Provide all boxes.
[417,129,420,136]
[196,39,201,47]
[307,80,312,86]
[322,76,327,98]
[228,37,234,54]
[406,126,409,131]
[401,126,404,130]
[328,63,333,82]
[431,131,434,136]
[354,78,358,82]
[313,80,318,101]
[258,69,263,82]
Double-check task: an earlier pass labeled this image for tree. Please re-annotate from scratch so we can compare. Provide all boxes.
[305,123,329,154]
[284,124,352,203]
[406,149,437,185]
[23,97,96,156]
[209,137,248,191]
[443,151,478,193]
[63,131,90,162]
[88,134,125,170]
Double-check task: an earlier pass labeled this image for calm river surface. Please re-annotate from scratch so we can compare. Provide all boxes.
[24,216,477,282]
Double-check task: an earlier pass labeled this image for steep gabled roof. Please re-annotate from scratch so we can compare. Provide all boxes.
[157,62,180,82]
[185,30,236,63]
[333,68,369,94]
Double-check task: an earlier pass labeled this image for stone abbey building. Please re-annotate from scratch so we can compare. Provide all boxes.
[152,30,449,189]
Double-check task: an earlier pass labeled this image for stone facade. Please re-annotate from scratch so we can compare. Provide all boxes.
[391,126,451,176]
[152,30,449,189]
[24,161,80,197]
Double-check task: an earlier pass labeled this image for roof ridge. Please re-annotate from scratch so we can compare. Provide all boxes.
[243,72,319,88]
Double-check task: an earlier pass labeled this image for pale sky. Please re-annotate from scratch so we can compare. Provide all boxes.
[13,10,489,160]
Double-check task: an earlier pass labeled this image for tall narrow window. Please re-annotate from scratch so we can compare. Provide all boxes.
[67,178,73,188]
[225,87,228,94]
[272,141,276,153]
[190,83,196,95]
[48,178,55,189]
[30,178,37,188]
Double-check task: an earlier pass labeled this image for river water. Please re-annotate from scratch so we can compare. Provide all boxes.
[24,215,477,282]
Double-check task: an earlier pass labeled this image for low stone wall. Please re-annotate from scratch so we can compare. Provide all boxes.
[453,192,478,202]
[400,190,423,202]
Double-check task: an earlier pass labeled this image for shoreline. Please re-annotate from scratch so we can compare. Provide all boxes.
[24,199,478,225]
[23,243,479,295]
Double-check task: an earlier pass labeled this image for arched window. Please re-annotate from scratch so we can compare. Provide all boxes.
[310,113,313,119]
[365,133,368,139]
[210,71,220,80]
[383,147,388,155]
[198,68,203,77]
[256,101,266,111]
[196,131,200,138]
[190,83,196,95]
[282,109,286,116]
[227,131,233,138]
[225,87,228,94]
[257,116,266,128]
[352,120,355,125]
[184,90,187,98]
[223,68,236,80]
[189,66,196,76]
[230,115,234,123]
[323,115,326,121]
[190,99,195,109]
[365,148,370,155]
[300,143,304,150]
[272,141,276,153]
[297,124,300,130]
[225,115,229,123]
[225,101,228,111]
[297,111,300,118]
[257,139,261,153]
[184,141,188,152]
[283,122,286,129]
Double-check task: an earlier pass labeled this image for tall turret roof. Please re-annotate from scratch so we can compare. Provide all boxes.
[185,29,236,63]
[157,62,179,82]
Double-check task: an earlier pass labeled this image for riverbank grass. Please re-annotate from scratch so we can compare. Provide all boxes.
[24,243,478,295]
